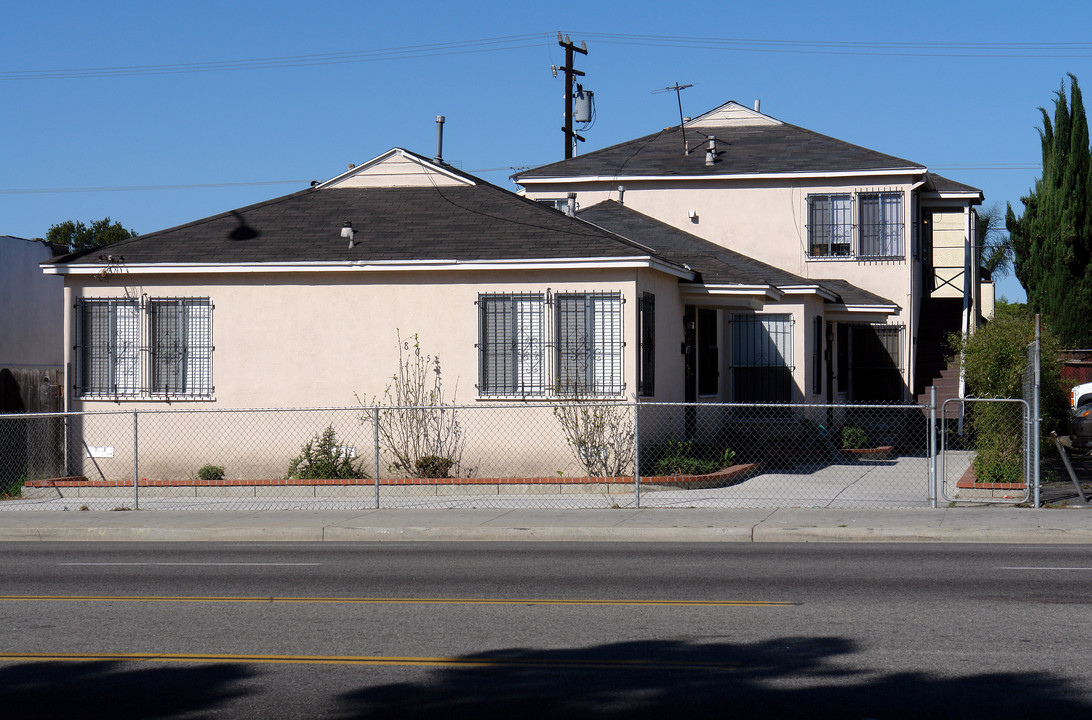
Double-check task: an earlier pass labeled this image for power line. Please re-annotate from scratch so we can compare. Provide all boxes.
[0,34,552,80]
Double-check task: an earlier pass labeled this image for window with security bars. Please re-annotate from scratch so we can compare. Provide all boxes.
[858,192,904,257]
[149,299,213,396]
[477,293,546,397]
[638,292,655,397]
[556,292,623,395]
[75,297,213,398]
[839,323,903,402]
[730,314,793,402]
[477,291,624,397]
[807,194,852,256]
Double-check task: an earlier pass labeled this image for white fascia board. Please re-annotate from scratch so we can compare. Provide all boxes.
[825,303,900,315]
[518,168,925,185]
[680,283,782,301]
[44,256,694,279]
[779,285,841,302]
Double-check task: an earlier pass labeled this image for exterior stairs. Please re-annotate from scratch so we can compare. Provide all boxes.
[914,297,964,407]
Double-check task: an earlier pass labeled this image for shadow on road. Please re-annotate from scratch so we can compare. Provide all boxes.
[2,660,251,718]
[335,637,1092,719]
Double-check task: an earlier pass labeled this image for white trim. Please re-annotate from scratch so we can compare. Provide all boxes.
[778,285,841,302]
[517,168,925,185]
[316,148,474,189]
[680,284,782,301]
[825,303,900,314]
[44,256,695,279]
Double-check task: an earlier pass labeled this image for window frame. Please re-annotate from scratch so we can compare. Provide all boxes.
[74,296,214,400]
[806,190,905,260]
[477,291,625,399]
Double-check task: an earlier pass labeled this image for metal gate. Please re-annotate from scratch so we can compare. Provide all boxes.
[940,397,1031,504]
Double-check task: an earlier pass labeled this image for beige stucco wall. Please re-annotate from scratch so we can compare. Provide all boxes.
[528,177,915,393]
[63,268,685,481]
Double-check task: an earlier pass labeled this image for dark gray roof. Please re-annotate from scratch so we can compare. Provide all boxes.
[516,122,925,180]
[578,201,895,308]
[50,160,661,266]
[926,172,984,197]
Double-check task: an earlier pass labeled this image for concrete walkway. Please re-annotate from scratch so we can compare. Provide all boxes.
[0,507,1089,543]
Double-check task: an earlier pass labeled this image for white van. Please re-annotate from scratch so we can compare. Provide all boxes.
[1072,381,1092,407]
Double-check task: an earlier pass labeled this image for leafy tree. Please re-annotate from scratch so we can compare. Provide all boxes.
[46,217,136,253]
[1006,74,1092,346]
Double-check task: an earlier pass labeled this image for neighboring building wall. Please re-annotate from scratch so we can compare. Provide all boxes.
[0,236,64,371]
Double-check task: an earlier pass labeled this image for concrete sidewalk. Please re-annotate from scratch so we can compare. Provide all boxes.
[0,507,1089,543]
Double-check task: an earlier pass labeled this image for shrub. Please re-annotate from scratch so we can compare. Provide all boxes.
[648,437,734,476]
[360,332,464,477]
[414,455,454,478]
[841,427,870,450]
[287,425,368,480]
[553,397,635,478]
[197,465,225,481]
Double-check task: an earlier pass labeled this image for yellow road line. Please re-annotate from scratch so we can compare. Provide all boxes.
[0,651,738,671]
[0,595,795,607]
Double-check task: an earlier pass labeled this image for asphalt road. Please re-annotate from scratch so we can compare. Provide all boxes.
[3,542,1091,718]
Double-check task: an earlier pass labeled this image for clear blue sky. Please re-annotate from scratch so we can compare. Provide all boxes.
[6,1,1092,303]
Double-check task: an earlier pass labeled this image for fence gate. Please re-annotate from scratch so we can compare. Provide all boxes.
[940,397,1031,504]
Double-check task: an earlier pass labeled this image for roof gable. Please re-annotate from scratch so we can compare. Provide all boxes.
[685,101,781,128]
[318,148,474,189]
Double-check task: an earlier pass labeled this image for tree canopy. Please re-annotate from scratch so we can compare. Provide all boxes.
[46,217,137,253]
[1006,73,1092,347]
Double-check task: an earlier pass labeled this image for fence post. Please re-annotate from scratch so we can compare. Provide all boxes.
[929,385,937,508]
[373,406,380,509]
[633,401,641,509]
[1034,315,1042,508]
[132,411,140,510]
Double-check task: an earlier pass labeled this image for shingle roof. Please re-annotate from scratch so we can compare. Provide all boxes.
[577,201,895,308]
[516,122,926,180]
[926,172,983,197]
[50,159,663,266]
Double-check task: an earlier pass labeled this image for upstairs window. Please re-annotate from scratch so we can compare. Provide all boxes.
[807,191,904,259]
[807,194,852,257]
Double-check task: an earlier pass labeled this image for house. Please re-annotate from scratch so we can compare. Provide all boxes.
[1,235,65,412]
[514,101,989,406]
[41,148,703,480]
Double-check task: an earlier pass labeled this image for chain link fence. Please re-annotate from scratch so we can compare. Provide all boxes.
[0,400,949,511]
[940,398,1031,504]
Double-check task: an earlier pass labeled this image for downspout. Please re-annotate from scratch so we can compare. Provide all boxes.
[907,178,926,399]
[959,205,973,401]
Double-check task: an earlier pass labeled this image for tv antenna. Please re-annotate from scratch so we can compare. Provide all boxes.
[652,82,693,155]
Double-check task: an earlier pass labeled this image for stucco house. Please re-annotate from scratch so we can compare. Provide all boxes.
[515,100,988,406]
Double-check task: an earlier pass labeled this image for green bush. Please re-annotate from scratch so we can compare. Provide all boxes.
[649,438,734,476]
[287,426,368,480]
[841,427,870,450]
[197,465,225,481]
[414,455,454,478]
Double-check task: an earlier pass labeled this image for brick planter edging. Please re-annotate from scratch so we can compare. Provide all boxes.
[24,464,759,490]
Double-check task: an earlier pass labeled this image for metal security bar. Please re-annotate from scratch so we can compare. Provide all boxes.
[2,399,940,511]
[729,314,793,402]
[940,397,1030,505]
[74,297,214,400]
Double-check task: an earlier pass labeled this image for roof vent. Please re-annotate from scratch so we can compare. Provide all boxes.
[754,99,761,112]
[705,136,718,166]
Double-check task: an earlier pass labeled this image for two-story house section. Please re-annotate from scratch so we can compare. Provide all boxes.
[514,101,986,405]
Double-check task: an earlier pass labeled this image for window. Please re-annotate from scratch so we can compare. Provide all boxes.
[730,314,793,402]
[859,192,904,257]
[477,291,623,397]
[478,293,546,397]
[807,191,904,259]
[75,297,213,398]
[638,293,655,397]
[807,194,852,256]
[837,323,904,402]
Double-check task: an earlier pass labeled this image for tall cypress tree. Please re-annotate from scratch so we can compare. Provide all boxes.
[1007,73,1092,346]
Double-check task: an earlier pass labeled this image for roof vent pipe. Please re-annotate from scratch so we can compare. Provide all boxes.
[617,185,625,205]
[566,192,577,217]
[435,115,445,163]
[705,136,717,166]
[754,99,761,112]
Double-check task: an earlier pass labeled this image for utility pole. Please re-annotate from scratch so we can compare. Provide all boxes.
[557,33,587,160]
